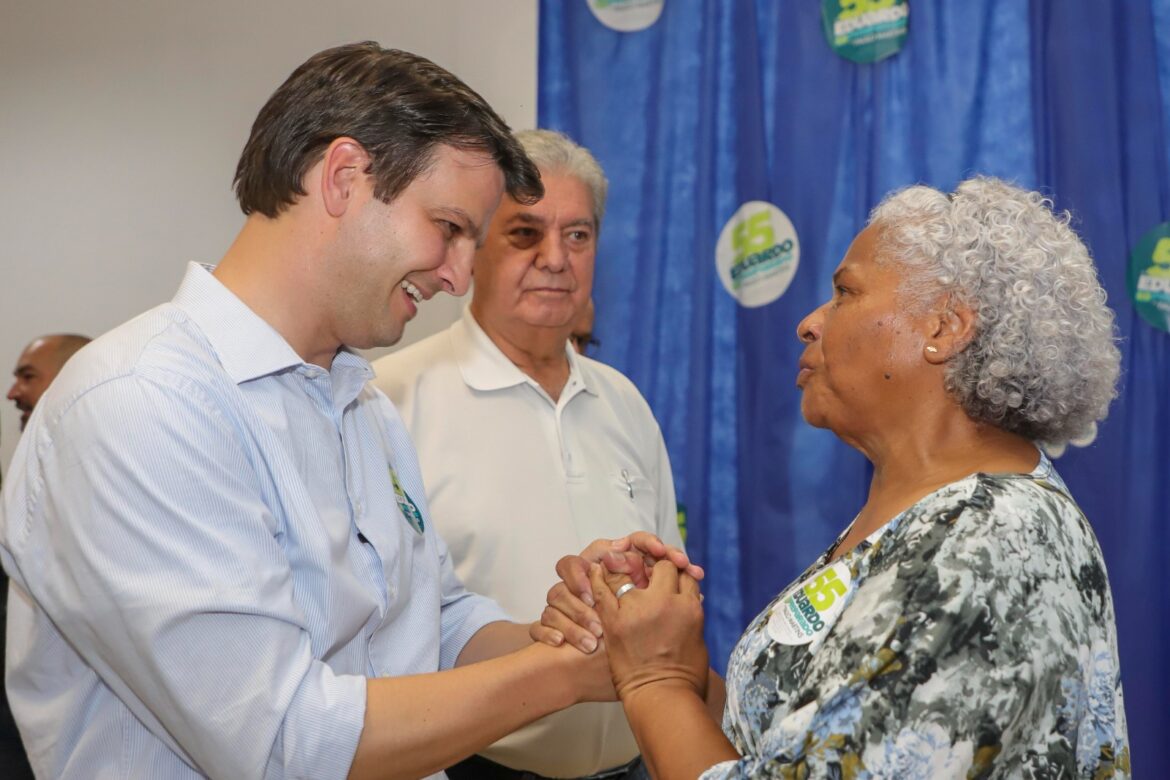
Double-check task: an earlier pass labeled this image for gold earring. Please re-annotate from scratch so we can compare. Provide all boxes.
[925,346,939,354]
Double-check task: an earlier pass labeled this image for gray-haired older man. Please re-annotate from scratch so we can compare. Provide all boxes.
[374,130,720,780]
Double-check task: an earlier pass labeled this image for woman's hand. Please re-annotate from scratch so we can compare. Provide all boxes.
[530,533,703,654]
[590,560,709,703]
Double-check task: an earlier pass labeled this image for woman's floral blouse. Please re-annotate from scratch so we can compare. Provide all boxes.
[703,456,1129,779]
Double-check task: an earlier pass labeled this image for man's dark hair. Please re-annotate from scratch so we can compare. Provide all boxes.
[234,42,543,217]
[49,334,91,364]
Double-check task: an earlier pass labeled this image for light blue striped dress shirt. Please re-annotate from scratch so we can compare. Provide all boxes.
[0,263,510,779]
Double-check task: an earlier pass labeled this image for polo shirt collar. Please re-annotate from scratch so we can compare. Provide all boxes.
[171,262,374,388]
[565,335,600,397]
[452,305,598,397]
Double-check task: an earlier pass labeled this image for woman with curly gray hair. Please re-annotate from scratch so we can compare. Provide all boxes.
[544,177,1130,778]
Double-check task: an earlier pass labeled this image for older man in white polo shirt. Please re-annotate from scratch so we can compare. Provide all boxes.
[373,130,683,780]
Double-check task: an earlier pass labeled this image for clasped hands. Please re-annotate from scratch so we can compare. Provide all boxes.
[531,532,710,704]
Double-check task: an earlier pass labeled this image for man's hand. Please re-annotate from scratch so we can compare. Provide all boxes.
[530,532,703,654]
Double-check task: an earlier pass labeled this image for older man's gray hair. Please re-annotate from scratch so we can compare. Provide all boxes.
[515,129,609,229]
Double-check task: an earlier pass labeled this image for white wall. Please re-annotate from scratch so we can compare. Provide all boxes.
[0,0,538,471]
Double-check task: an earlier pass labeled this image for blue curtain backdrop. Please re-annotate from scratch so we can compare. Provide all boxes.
[539,0,1168,773]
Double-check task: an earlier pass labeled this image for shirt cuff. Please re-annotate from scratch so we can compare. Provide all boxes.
[438,593,513,670]
[268,661,367,779]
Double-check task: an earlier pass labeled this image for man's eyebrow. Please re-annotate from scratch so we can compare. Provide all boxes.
[13,363,34,377]
[507,212,547,226]
[508,213,595,232]
[438,206,485,245]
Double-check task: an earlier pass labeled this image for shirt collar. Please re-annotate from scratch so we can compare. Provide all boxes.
[564,334,599,397]
[171,262,374,389]
[452,305,598,397]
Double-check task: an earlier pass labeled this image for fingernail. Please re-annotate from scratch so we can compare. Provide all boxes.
[580,635,597,653]
[581,591,595,607]
[589,621,604,638]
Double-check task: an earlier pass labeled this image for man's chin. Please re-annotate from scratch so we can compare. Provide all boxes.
[357,323,407,351]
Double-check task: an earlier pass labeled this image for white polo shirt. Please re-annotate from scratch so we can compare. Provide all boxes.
[373,306,683,777]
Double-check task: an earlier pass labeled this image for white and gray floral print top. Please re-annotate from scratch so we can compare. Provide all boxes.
[703,455,1129,779]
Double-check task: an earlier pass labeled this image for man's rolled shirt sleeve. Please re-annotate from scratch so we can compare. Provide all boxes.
[435,530,515,670]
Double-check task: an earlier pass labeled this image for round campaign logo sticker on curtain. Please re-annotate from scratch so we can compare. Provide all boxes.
[821,0,909,64]
[1129,222,1170,333]
[587,0,664,32]
[716,201,800,308]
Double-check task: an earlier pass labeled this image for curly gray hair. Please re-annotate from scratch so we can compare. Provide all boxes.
[514,129,608,228]
[870,176,1120,448]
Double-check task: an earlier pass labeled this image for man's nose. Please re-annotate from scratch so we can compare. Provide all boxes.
[438,241,475,297]
[536,235,569,272]
[7,382,21,401]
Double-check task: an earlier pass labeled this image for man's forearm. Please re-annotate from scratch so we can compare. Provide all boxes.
[454,620,533,666]
[348,642,599,780]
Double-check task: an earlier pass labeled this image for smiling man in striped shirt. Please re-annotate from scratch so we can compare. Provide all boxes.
[0,42,695,780]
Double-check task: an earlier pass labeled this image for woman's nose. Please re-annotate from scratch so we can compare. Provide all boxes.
[796,305,824,344]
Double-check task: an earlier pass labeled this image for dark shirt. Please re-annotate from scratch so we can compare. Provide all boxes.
[0,575,34,779]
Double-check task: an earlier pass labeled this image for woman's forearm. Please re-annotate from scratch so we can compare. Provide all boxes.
[623,680,740,779]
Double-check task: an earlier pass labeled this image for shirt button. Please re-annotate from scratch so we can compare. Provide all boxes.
[353,500,363,516]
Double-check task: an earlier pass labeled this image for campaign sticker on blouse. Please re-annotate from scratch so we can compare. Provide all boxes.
[389,467,425,535]
[587,0,664,32]
[766,561,853,646]
[715,201,800,308]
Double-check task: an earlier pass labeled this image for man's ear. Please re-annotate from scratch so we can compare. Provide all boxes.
[319,137,370,218]
[923,298,976,364]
